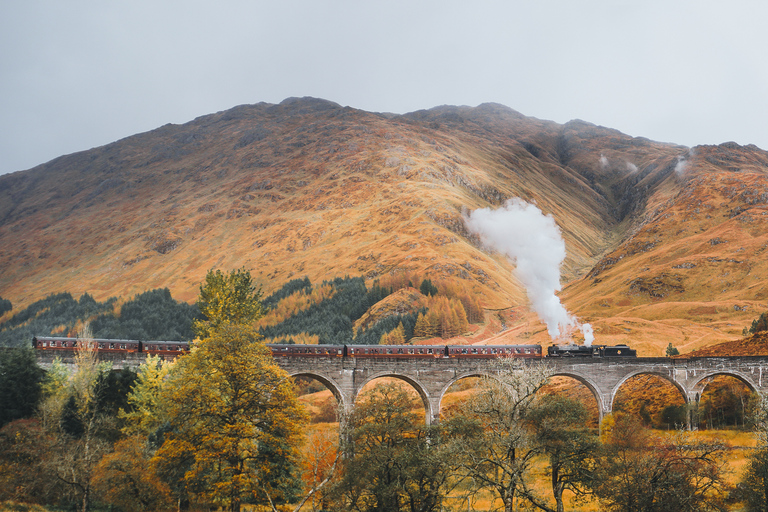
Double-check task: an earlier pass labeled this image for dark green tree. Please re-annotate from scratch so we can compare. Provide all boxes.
[0,296,11,316]
[666,343,680,356]
[0,347,45,427]
[419,279,438,297]
[745,311,768,335]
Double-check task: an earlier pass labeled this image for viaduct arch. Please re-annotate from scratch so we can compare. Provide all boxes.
[272,355,768,425]
[36,351,768,425]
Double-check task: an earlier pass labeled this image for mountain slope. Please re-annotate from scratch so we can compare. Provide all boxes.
[1,98,767,355]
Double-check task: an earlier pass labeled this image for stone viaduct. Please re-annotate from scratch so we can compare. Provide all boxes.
[274,355,768,424]
[36,351,768,425]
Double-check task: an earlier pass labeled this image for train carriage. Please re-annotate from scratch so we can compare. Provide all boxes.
[33,336,141,352]
[446,344,542,358]
[345,345,445,358]
[268,344,344,357]
[142,340,190,355]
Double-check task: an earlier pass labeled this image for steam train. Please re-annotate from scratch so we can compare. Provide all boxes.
[32,336,189,356]
[267,344,543,359]
[546,344,636,358]
[33,336,636,360]
[269,343,637,359]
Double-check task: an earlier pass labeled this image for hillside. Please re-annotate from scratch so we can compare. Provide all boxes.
[1,97,767,355]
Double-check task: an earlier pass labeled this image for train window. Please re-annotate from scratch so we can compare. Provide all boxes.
[110,343,115,349]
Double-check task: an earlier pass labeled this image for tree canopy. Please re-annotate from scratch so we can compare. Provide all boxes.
[194,267,265,338]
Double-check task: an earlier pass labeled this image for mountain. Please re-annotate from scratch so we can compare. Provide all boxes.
[1,97,767,355]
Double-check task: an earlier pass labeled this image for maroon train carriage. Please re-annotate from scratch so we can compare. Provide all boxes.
[446,344,542,358]
[142,340,190,355]
[32,336,188,355]
[346,345,446,358]
[268,344,344,357]
[33,336,141,352]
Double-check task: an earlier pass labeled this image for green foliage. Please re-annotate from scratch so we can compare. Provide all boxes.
[333,383,451,512]
[666,343,679,356]
[594,414,728,512]
[0,288,198,346]
[419,278,438,297]
[0,347,45,428]
[354,310,423,345]
[745,311,768,336]
[526,395,600,510]
[262,276,312,309]
[660,404,688,428]
[0,292,115,347]
[194,267,265,338]
[0,296,11,316]
[260,276,393,344]
[91,288,201,341]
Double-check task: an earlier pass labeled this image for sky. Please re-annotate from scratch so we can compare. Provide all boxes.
[2,0,767,176]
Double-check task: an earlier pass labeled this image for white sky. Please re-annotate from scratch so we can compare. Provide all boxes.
[2,0,767,176]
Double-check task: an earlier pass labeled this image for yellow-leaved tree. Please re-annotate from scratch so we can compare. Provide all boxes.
[152,268,308,512]
[193,267,265,339]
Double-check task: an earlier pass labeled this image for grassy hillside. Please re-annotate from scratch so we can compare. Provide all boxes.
[1,98,767,355]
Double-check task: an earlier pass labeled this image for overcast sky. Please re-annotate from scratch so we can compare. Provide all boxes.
[2,1,767,176]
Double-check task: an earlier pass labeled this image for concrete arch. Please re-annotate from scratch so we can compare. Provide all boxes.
[611,370,689,411]
[285,370,347,410]
[689,370,759,402]
[550,371,606,422]
[354,372,433,424]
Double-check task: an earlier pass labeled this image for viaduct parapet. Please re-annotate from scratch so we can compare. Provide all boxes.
[36,351,768,424]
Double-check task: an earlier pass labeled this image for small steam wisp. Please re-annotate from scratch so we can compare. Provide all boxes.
[465,198,593,345]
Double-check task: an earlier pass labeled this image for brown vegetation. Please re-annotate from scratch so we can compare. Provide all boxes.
[2,99,768,357]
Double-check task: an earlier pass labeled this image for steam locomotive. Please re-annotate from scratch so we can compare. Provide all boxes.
[546,343,636,357]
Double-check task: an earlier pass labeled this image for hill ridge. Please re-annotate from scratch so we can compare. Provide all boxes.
[1,98,767,355]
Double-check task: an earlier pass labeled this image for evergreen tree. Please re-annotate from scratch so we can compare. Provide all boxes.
[0,347,44,427]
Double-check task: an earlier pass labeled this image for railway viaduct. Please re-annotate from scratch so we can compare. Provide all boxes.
[36,351,768,424]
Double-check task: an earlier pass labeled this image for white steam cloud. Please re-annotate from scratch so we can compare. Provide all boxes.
[675,150,693,175]
[465,198,593,344]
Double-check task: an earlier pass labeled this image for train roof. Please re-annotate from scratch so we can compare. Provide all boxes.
[33,336,188,344]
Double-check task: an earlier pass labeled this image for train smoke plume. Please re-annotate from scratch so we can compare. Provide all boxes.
[464,198,592,344]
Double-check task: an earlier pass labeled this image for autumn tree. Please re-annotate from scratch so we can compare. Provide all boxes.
[448,358,553,512]
[0,419,60,504]
[594,414,728,512]
[39,324,114,512]
[333,383,453,512]
[153,268,307,512]
[193,267,265,338]
[119,354,172,438]
[736,392,768,510]
[91,435,174,512]
[154,323,307,511]
[526,395,600,512]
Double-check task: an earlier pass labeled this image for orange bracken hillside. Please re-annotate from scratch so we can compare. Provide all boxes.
[1,98,768,356]
[679,331,768,357]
